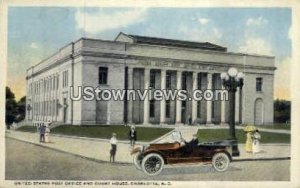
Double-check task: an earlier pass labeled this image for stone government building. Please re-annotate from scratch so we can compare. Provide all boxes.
[26,32,276,126]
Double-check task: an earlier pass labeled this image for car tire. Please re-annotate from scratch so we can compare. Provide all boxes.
[141,153,164,176]
[212,152,230,172]
[133,152,142,170]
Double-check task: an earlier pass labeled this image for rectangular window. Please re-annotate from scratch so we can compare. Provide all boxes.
[29,83,32,94]
[197,101,201,118]
[166,71,171,89]
[150,70,156,88]
[197,73,202,90]
[47,79,50,91]
[57,75,59,90]
[53,100,55,116]
[43,101,45,116]
[256,78,263,92]
[62,72,64,87]
[212,101,215,118]
[53,76,56,90]
[150,100,155,118]
[182,72,187,90]
[51,77,53,91]
[43,80,46,93]
[166,100,171,118]
[56,99,59,116]
[66,71,68,87]
[63,71,69,88]
[49,101,51,116]
[98,67,108,84]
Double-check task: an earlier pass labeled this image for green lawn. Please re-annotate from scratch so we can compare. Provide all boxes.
[16,125,172,142]
[16,125,290,143]
[254,123,291,130]
[197,129,290,143]
[16,126,38,133]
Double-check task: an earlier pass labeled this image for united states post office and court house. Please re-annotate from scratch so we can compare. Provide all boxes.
[26,32,276,126]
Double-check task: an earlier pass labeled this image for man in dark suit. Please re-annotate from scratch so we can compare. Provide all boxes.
[39,123,46,143]
[182,134,199,154]
[129,126,137,147]
[186,134,199,147]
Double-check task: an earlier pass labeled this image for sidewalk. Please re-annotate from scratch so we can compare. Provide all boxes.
[6,130,290,165]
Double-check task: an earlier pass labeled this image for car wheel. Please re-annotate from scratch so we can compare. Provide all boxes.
[141,153,164,176]
[212,152,230,172]
[133,152,142,170]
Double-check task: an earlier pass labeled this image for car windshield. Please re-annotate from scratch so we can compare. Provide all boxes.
[152,130,184,144]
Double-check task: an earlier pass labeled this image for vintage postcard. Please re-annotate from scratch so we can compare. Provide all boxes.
[1,0,300,188]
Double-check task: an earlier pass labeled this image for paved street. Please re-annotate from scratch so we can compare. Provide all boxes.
[6,138,290,181]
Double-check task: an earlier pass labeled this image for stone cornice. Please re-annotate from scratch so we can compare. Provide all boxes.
[26,48,276,80]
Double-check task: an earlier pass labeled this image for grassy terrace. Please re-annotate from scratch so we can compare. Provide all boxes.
[254,123,291,130]
[197,129,290,143]
[16,125,172,142]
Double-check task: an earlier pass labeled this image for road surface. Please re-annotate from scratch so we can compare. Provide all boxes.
[5,138,289,181]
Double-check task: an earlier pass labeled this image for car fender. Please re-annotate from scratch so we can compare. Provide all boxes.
[213,150,232,161]
[143,150,168,164]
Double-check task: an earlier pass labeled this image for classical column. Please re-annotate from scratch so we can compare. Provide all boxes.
[175,71,182,124]
[235,87,240,123]
[127,67,133,124]
[143,68,150,124]
[221,85,226,124]
[192,72,198,124]
[160,69,166,124]
[206,73,212,124]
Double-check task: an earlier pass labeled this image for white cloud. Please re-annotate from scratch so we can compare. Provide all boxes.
[198,18,210,25]
[29,42,38,49]
[274,57,290,99]
[246,16,268,26]
[179,26,223,44]
[238,38,272,55]
[75,9,147,34]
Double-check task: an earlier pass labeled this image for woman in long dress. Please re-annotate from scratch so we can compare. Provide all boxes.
[245,131,253,153]
[252,129,261,153]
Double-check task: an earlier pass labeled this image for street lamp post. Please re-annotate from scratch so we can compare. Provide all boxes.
[221,67,244,156]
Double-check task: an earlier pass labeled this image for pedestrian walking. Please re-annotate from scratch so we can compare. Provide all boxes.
[110,133,118,163]
[128,125,137,148]
[252,129,261,154]
[39,123,46,143]
[245,131,253,153]
[45,120,51,143]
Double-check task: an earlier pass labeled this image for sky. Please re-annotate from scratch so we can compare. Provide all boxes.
[7,7,291,100]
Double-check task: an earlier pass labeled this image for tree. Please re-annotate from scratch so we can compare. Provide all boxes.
[5,87,26,128]
[16,96,26,123]
[5,87,17,128]
[274,99,290,123]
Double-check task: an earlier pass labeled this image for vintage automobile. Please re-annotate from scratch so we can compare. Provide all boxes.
[131,131,239,176]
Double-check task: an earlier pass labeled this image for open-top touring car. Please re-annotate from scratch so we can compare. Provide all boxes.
[131,130,239,176]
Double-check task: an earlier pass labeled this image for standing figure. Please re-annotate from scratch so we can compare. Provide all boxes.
[252,129,261,154]
[245,131,253,153]
[39,123,46,143]
[45,120,51,143]
[110,133,118,163]
[188,115,192,125]
[129,126,137,147]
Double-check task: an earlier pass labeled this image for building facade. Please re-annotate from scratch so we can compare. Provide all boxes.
[26,32,276,126]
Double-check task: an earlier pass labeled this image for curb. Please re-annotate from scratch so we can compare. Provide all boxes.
[50,133,150,145]
[6,136,132,166]
[233,157,291,162]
